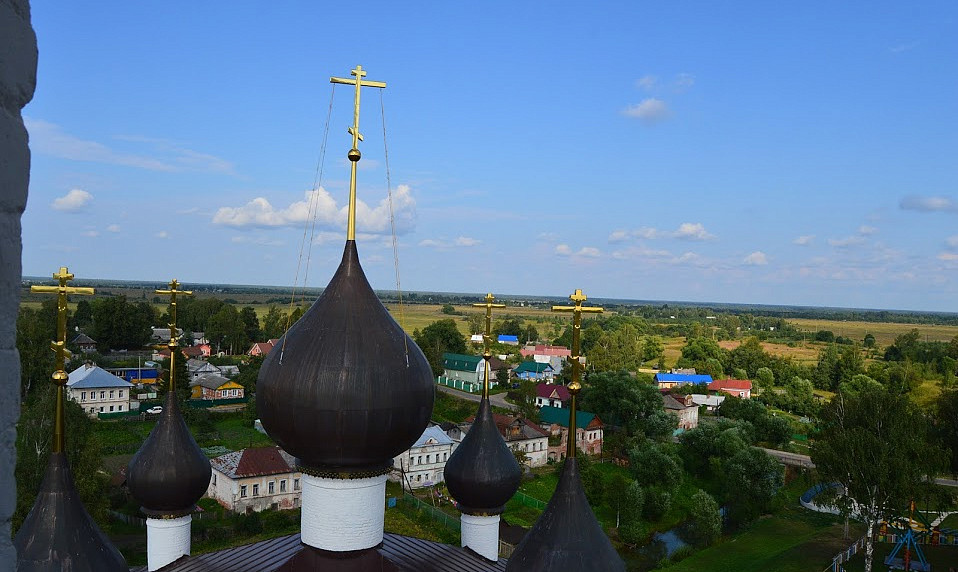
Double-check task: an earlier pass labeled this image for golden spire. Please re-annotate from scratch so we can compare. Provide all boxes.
[30,267,94,453]
[330,65,386,241]
[155,279,192,393]
[552,289,603,459]
[473,293,506,399]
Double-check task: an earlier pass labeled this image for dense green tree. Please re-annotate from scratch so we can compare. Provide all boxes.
[466,313,484,335]
[642,486,672,521]
[580,371,676,439]
[15,385,107,532]
[207,305,248,354]
[838,374,884,398]
[685,489,721,547]
[159,353,191,403]
[642,335,664,365]
[863,333,876,348]
[936,389,958,478]
[629,440,682,490]
[728,337,772,378]
[440,303,456,315]
[178,297,227,333]
[493,317,523,338]
[261,305,287,339]
[240,306,261,344]
[755,367,775,389]
[71,299,93,332]
[89,296,156,351]
[16,301,58,397]
[722,447,783,526]
[676,337,728,374]
[414,319,467,377]
[617,480,646,545]
[811,388,941,572]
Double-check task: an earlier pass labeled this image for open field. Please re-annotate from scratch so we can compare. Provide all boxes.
[719,340,822,366]
[788,318,958,347]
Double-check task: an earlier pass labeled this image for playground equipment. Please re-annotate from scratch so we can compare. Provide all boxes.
[883,501,931,571]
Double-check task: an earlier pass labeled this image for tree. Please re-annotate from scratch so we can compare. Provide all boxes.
[207,304,248,354]
[629,439,681,490]
[16,301,57,397]
[89,296,156,351]
[677,337,728,374]
[863,333,876,348]
[440,303,456,315]
[811,388,941,572]
[755,367,774,389]
[466,313,484,335]
[722,447,783,526]
[159,353,191,403]
[261,305,287,339]
[240,306,261,344]
[936,389,958,478]
[685,489,721,547]
[413,319,467,377]
[642,335,664,365]
[580,371,676,440]
[617,480,646,545]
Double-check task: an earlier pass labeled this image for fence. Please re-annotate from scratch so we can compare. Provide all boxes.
[511,491,547,510]
[824,535,867,572]
[436,376,480,393]
[400,493,461,533]
[824,530,958,571]
[97,410,141,420]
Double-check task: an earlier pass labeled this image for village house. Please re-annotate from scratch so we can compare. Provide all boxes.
[70,332,98,354]
[497,334,519,345]
[534,383,570,408]
[662,392,700,431]
[207,446,302,513]
[513,361,554,382]
[462,412,550,467]
[441,352,484,386]
[66,363,134,417]
[190,373,244,400]
[690,393,726,411]
[391,425,456,489]
[187,358,222,381]
[709,379,753,399]
[653,372,713,389]
[520,344,571,374]
[247,339,280,357]
[538,405,604,461]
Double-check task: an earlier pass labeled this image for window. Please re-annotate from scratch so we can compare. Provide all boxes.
[240,485,247,498]
[99,407,104,412]
[212,475,216,486]
[426,454,431,463]
[81,391,86,401]
[293,478,300,491]
[118,405,123,411]
[418,456,422,464]
[252,484,259,496]
[109,390,114,399]
[280,480,287,493]
[109,405,114,412]
[90,392,95,401]
[100,391,105,399]
[268,481,275,494]
[119,390,124,398]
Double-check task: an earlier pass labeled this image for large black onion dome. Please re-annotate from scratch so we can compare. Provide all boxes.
[505,457,625,572]
[126,391,211,516]
[444,397,521,514]
[257,240,435,473]
[14,452,128,572]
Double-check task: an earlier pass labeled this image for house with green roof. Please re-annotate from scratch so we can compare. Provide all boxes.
[512,361,554,382]
[538,405,604,460]
[440,353,484,391]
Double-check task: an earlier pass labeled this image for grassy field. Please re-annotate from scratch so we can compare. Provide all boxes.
[839,543,958,572]
[720,340,822,366]
[788,318,958,347]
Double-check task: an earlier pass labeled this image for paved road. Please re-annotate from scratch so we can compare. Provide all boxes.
[436,384,517,411]
[761,447,958,488]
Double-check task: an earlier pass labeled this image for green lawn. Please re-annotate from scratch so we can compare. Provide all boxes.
[664,506,857,572]
[941,513,958,529]
[93,413,272,457]
[839,543,958,572]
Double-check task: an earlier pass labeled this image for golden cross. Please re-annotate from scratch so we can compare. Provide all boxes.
[330,65,386,241]
[30,266,94,453]
[155,279,192,396]
[155,279,192,349]
[473,293,506,398]
[552,289,603,459]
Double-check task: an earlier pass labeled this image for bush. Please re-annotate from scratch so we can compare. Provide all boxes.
[643,487,672,521]
[684,489,721,547]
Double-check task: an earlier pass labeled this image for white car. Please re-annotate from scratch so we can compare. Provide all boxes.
[146,406,163,415]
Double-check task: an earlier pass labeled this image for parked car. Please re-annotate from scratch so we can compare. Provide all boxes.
[146,406,163,415]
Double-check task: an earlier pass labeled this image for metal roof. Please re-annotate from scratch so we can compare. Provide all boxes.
[442,352,482,372]
[210,447,296,479]
[538,406,600,430]
[653,373,713,384]
[411,425,454,448]
[132,532,508,572]
[66,365,133,389]
[190,373,234,390]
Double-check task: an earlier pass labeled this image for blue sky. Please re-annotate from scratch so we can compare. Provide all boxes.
[22,2,958,311]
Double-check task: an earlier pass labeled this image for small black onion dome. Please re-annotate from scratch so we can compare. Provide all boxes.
[14,452,128,572]
[126,391,212,516]
[505,457,625,572]
[257,240,434,474]
[444,397,521,515]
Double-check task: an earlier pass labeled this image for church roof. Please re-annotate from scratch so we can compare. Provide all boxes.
[256,240,435,474]
[131,532,508,572]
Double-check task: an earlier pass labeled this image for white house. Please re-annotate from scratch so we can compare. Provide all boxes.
[392,425,456,489]
[66,363,133,417]
[461,413,550,467]
[207,446,302,513]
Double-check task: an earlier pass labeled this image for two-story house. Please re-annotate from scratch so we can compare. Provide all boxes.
[190,373,244,400]
[534,383,570,408]
[462,412,549,467]
[207,446,302,513]
[662,392,699,432]
[538,405,604,461]
[391,425,456,489]
[66,363,134,417]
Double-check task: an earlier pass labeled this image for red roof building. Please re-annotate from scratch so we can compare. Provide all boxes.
[708,379,752,399]
[534,383,570,408]
[519,344,572,359]
[208,446,302,513]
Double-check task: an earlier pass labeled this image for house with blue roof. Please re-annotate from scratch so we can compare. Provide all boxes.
[653,372,713,389]
[513,361,554,382]
[67,363,134,417]
[497,334,519,345]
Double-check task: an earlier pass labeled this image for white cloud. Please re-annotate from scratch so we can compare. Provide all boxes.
[858,225,878,235]
[578,247,601,258]
[454,236,481,247]
[555,244,600,258]
[672,252,700,264]
[674,73,695,91]
[900,195,958,213]
[634,227,661,239]
[611,246,671,260]
[635,75,658,91]
[418,236,481,249]
[608,230,630,243]
[51,189,93,212]
[793,235,815,246]
[155,230,169,239]
[673,222,714,241]
[81,230,99,238]
[743,251,768,266]
[555,244,572,256]
[213,185,416,234]
[946,235,958,250]
[938,252,958,261]
[106,224,121,233]
[622,98,670,123]
[889,41,919,54]
[828,236,865,247]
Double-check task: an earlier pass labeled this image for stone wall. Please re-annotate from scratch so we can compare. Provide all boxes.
[0,0,37,567]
